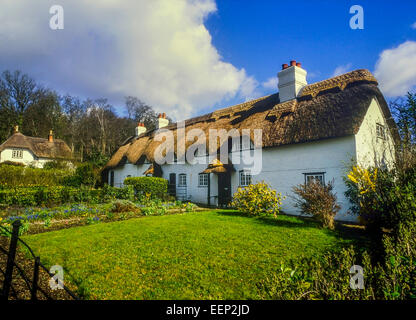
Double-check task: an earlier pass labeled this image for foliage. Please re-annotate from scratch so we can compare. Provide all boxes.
[63,163,98,187]
[22,211,348,299]
[231,181,284,218]
[0,164,71,188]
[110,200,138,213]
[124,176,168,199]
[0,185,134,206]
[292,180,340,230]
[43,160,73,170]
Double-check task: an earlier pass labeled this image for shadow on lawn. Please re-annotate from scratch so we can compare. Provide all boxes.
[216,210,369,245]
[215,210,318,230]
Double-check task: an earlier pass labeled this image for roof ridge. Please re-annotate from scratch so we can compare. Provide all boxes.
[300,69,377,98]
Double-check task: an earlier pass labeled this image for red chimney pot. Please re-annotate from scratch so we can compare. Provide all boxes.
[290,60,296,67]
[296,62,302,68]
[282,64,288,70]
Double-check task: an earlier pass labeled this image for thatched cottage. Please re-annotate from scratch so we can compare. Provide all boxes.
[104,62,398,221]
[0,127,72,168]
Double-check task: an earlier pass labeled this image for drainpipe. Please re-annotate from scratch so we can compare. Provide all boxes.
[207,173,211,206]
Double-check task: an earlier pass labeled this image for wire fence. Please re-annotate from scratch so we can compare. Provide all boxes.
[0,220,79,300]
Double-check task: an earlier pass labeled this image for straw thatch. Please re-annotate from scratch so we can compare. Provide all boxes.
[104,69,399,170]
[0,132,72,160]
[201,159,235,174]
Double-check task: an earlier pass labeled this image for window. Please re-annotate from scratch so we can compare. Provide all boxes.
[239,170,252,186]
[12,149,23,159]
[178,174,187,187]
[304,173,325,185]
[376,123,386,140]
[198,173,208,187]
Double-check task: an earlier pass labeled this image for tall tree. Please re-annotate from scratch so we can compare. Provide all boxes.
[125,96,158,130]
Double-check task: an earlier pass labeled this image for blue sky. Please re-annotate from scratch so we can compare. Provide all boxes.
[204,0,416,108]
[0,0,416,120]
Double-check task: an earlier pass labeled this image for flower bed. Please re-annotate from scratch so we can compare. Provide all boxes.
[0,200,202,235]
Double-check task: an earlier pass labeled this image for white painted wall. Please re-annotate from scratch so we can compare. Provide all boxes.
[355,98,396,168]
[0,148,51,168]
[233,136,357,221]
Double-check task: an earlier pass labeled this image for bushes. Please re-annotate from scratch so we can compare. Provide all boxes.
[124,176,168,199]
[292,180,340,230]
[0,164,71,187]
[0,185,134,206]
[63,163,99,187]
[231,181,284,217]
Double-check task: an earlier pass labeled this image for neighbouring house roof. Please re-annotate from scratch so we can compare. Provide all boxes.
[104,69,400,170]
[0,132,72,160]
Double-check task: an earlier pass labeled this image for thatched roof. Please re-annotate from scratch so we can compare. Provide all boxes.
[0,132,72,160]
[104,69,399,170]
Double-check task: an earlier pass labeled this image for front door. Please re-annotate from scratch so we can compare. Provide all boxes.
[168,173,176,196]
[218,172,231,207]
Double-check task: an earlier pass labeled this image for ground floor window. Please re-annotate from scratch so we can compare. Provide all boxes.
[178,173,187,187]
[198,173,208,187]
[12,149,23,159]
[239,170,252,187]
[304,172,325,185]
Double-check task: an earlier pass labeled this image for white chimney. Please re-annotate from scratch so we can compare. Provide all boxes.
[135,122,147,137]
[278,60,307,103]
[157,113,169,129]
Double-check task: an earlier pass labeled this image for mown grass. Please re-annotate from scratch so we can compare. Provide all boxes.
[22,210,361,299]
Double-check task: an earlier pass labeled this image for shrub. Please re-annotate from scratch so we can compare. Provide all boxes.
[63,163,98,187]
[292,180,340,230]
[124,177,168,199]
[110,200,138,213]
[0,164,71,187]
[345,165,416,250]
[231,181,284,217]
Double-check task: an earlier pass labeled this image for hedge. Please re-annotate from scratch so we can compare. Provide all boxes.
[0,185,134,206]
[124,177,168,198]
[0,164,71,188]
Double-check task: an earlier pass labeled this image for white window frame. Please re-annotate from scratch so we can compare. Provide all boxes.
[198,173,208,187]
[178,173,187,187]
[376,123,386,140]
[239,170,252,187]
[12,149,23,159]
[304,173,325,185]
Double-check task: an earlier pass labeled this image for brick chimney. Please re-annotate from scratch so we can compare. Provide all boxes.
[48,130,53,142]
[135,122,147,137]
[157,113,169,129]
[278,60,307,103]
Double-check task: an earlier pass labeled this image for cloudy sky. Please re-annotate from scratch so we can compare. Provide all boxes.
[0,0,416,120]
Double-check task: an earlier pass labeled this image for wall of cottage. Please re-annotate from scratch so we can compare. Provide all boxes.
[355,98,396,169]
[0,148,50,168]
[235,136,357,221]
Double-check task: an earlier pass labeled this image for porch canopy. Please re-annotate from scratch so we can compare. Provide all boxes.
[201,158,235,174]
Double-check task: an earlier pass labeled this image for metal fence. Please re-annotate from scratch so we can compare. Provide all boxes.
[0,220,79,300]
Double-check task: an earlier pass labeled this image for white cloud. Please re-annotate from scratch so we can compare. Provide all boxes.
[261,77,278,90]
[412,22,416,29]
[0,0,258,120]
[374,41,416,97]
[332,63,352,77]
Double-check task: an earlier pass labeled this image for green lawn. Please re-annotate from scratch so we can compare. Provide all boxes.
[22,210,359,299]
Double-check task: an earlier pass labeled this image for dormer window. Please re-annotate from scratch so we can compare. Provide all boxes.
[376,123,386,140]
[12,149,23,159]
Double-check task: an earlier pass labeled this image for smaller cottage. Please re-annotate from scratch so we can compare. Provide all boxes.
[0,126,72,168]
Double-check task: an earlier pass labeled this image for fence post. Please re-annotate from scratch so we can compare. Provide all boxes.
[2,220,21,300]
[31,257,40,300]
